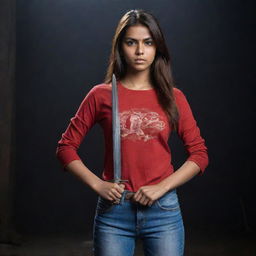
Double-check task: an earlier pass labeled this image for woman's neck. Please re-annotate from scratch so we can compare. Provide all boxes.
[121,71,153,90]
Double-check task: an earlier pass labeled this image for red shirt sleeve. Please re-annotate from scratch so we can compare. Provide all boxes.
[174,88,209,173]
[56,86,100,169]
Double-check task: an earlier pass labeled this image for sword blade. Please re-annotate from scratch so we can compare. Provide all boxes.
[112,74,121,182]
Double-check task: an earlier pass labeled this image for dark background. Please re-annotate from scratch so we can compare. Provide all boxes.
[13,0,255,236]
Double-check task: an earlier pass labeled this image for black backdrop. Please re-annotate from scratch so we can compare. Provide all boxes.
[15,0,255,235]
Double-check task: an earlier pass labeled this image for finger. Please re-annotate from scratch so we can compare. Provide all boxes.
[144,199,151,206]
[139,195,149,205]
[111,186,123,198]
[133,191,142,201]
[111,189,122,199]
[148,200,154,206]
[108,194,116,201]
[107,187,120,200]
[138,192,145,202]
[119,183,125,189]
[135,193,143,204]
[109,194,116,201]
[113,198,121,204]
[117,183,125,193]
[112,183,123,196]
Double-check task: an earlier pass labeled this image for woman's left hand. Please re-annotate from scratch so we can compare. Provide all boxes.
[132,183,168,206]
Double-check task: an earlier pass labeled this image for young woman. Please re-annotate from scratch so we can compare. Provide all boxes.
[56,9,208,256]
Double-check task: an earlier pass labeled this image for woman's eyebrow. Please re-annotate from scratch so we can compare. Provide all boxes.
[124,37,153,41]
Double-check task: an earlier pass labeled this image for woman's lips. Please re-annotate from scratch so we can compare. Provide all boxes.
[134,59,146,63]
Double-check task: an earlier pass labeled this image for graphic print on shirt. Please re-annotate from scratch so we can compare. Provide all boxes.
[120,108,166,142]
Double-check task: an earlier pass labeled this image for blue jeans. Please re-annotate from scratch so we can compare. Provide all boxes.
[92,189,184,256]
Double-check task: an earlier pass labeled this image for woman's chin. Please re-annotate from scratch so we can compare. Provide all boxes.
[129,65,151,73]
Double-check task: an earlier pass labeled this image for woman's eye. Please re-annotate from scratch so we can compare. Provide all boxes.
[126,41,135,46]
[145,41,153,46]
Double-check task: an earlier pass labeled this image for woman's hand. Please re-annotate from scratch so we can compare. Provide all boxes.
[132,183,168,206]
[94,180,125,203]
[132,161,202,206]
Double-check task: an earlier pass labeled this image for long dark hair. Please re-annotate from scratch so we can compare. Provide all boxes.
[105,9,179,130]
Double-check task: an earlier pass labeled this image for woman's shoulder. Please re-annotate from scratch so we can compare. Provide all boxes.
[173,87,186,100]
[89,83,112,94]
[83,83,112,100]
[173,87,192,110]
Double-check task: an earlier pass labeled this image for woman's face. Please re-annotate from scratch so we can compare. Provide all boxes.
[121,24,156,73]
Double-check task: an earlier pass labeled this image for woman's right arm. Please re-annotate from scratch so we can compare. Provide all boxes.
[65,160,124,201]
[56,86,124,202]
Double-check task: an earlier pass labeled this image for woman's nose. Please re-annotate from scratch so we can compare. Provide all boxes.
[136,43,144,55]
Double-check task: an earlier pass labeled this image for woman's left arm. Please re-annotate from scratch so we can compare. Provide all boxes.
[159,89,209,191]
[157,160,201,192]
[133,161,200,205]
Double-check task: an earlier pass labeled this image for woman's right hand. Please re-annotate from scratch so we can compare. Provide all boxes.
[94,180,125,203]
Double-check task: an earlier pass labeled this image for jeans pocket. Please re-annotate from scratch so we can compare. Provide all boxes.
[156,190,180,211]
[96,196,115,214]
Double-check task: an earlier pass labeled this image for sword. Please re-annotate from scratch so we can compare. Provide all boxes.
[109,74,128,185]
[109,74,136,204]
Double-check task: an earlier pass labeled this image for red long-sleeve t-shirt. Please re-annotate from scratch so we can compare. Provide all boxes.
[56,82,209,192]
